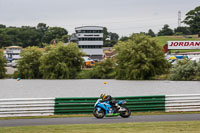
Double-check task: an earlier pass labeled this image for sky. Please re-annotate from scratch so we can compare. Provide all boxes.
[0,0,199,37]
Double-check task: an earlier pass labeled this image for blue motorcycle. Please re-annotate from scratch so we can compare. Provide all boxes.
[93,99,131,119]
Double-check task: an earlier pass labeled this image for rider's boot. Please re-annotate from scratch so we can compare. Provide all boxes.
[115,103,120,110]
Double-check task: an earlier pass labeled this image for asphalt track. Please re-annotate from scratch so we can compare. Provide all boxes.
[0,114,200,127]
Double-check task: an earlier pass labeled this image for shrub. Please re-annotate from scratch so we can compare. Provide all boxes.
[40,43,84,79]
[114,34,170,80]
[0,51,6,78]
[168,59,198,80]
[16,47,42,79]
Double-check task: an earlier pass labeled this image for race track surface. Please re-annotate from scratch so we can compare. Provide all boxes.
[0,114,200,127]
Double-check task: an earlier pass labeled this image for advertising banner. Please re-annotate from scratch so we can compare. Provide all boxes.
[168,41,200,49]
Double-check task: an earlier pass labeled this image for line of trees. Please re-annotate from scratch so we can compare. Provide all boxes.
[0,23,69,48]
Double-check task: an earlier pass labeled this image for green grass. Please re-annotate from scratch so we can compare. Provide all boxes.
[1,121,200,133]
[154,36,200,53]
[154,36,200,47]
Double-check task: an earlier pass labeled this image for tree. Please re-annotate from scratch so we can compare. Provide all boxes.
[119,36,129,42]
[0,50,6,78]
[0,26,41,48]
[42,27,68,44]
[103,27,119,47]
[147,29,156,37]
[174,27,191,35]
[39,43,84,79]
[0,27,21,47]
[61,35,70,43]
[168,59,197,80]
[88,58,116,79]
[16,47,42,79]
[103,27,109,43]
[37,23,48,33]
[0,24,6,28]
[18,26,41,47]
[157,24,173,36]
[183,6,200,36]
[0,24,70,48]
[114,34,170,80]
[110,32,119,41]
[105,32,119,47]
[37,23,49,45]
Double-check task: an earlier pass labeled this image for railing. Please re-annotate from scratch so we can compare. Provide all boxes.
[0,94,200,117]
[165,94,200,112]
[55,97,97,115]
[0,98,55,117]
[54,95,165,115]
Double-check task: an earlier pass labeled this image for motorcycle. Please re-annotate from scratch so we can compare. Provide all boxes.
[93,99,131,119]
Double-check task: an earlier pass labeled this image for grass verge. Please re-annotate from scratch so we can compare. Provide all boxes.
[0,121,200,133]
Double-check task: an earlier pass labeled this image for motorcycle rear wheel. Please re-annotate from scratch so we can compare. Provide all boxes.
[120,106,131,118]
[93,108,105,119]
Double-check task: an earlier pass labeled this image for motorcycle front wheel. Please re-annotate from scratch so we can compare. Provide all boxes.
[120,106,131,118]
[93,108,105,119]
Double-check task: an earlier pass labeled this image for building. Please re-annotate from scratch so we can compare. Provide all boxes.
[4,46,22,60]
[71,26,104,60]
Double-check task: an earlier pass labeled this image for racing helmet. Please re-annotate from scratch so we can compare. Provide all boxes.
[100,93,106,100]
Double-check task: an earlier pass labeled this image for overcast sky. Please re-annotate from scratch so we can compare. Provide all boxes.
[0,0,199,36]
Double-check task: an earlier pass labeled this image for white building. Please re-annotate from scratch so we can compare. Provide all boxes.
[4,46,22,60]
[71,26,104,60]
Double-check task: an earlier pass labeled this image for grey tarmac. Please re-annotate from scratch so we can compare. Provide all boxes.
[0,114,200,127]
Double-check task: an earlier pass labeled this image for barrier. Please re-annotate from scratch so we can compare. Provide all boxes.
[0,94,200,117]
[165,94,200,112]
[54,97,97,115]
[0,98,55,117]
[54,95,165,115]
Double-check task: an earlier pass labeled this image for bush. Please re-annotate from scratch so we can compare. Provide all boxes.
[76,69,94,79]
[89,58,115,79]
[114,34,170,80]
[0,51,7,78]
[16,47,42,79]
[168,59,198,80]
[39,43,84,79]
[76,58,116,79]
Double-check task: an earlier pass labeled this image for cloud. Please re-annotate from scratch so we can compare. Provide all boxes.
[0,0,199,36]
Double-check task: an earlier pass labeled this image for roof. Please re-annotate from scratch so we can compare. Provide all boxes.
[5,46,22,49]
[75,26,104,30]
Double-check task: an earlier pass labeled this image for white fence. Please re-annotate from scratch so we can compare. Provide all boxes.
[1,94,200,117]
[165,94,200,112]
[0,98,55,117]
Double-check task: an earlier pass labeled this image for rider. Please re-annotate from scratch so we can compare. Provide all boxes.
[100,93,119,111]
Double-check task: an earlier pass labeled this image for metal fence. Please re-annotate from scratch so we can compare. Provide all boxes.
[165,94,200,112]
[0,98,55,117]
[0,94,200,117]
[54,95,165,115]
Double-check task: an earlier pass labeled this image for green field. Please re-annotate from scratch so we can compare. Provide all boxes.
[154,35,200,53]
[155,35,200,46]
[1,121,200,133]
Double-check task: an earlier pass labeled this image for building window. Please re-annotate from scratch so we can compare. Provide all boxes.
[78,45,102,48]
[79,38,103,41]
[76,30,103,33]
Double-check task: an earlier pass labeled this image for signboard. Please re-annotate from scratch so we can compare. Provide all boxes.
[168,41,200,50]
